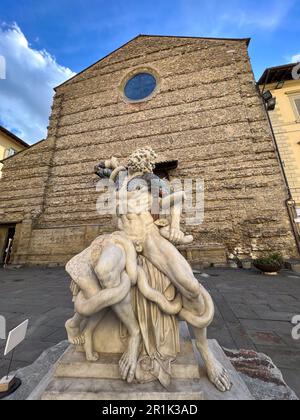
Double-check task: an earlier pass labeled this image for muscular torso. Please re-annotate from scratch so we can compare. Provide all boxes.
[117,179,159,244]
[118,211,157,245]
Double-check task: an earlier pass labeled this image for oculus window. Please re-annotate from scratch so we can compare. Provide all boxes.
[124,73,157,102]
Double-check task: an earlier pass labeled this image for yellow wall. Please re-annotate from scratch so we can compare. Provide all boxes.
[266,79,300,206]
[0,130,27,177]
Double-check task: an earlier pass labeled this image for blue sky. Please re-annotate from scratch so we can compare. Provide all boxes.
[0,0,300,143]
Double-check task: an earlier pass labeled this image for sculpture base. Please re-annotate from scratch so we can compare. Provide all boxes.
[38,323,253,400]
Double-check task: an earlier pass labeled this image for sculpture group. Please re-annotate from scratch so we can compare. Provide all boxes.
[65,148,231,392]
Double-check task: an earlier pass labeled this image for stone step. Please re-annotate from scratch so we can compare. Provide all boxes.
[54,340,200,381]
[42,378,204,400]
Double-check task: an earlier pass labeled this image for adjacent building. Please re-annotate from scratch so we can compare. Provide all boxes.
[0,35,299,266]
[0,126,29,265]
[258,64,300,204]
[0,126,29,178]
[258,64,300,247]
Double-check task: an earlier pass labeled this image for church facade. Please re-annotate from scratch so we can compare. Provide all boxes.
[0,35,298,266]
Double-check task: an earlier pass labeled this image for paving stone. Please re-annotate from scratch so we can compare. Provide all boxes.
[255,346,300,371]
[225,323,256,350]
[275,331,300,350]
[207,326,237,350]
[211,293,239,324]
[228,303,259,319]
[9,339,58,365]
[268,302,300,313]
[45,314,73,327]
[44,328,68,343]
[239,319,293,335]
[0,359,27,380]
[26,325,58,341]
[249,306,296,322]
[246,331,286,348]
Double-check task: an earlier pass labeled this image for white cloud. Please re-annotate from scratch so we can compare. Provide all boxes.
[291,53,300,63]
[0,23,75,144]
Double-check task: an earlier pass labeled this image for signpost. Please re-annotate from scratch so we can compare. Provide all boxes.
[0,319,29,399]
[0,315,5,340]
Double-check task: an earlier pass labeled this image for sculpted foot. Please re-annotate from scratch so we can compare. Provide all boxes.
[207,360,232,392]
[83,331,99,362]
[119,332,141,383]
[65,318,83,345]
[86,351,99,362]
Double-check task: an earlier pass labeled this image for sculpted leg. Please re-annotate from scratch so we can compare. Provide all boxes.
[67,243,130,361]
[143,231,201,300]
[144,232,231,392]
[65,313,85,345]
[193,327,231,392]
[82,311,108,362]
[181,296,231,392]
[66,239,140,373]
[65,251,102,345]
[113,293,141,383]
[74,276,131,317]
[95,247,141,381]
[74,245,130,317]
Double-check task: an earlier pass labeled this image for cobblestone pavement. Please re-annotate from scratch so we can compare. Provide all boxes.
[0,266,299,397]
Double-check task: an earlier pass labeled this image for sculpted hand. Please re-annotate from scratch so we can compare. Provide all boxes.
[169,228,185,244]
[105,156,119,170]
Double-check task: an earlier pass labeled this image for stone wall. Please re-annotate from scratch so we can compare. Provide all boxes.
[0,36,298,265]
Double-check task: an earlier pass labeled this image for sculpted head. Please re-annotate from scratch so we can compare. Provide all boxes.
[127,148,157,175]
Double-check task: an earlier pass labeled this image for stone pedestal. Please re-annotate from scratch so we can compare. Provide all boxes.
[35,323,253,401]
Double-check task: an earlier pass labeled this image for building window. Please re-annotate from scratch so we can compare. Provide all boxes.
[4,148,17,158]
[294,97,300,118]
[124,72,157,102]
[289,93,300,119]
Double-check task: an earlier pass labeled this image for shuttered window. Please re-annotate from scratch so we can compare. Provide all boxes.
[294,98,300,117]
[4,148,17,158]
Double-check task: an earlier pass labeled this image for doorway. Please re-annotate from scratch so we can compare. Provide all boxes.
[0,225,16,266]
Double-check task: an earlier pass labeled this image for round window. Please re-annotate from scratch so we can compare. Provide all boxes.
[124,72,157,102]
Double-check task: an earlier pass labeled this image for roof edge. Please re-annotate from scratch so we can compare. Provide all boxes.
[139,34,251,46]
[55,34,251,91]
[55,35,141,91]
[257,63,299,85]
[0,126,29,148]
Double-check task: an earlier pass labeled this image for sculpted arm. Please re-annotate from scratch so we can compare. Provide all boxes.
[161,191,185,229]
[160,190,193,244]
